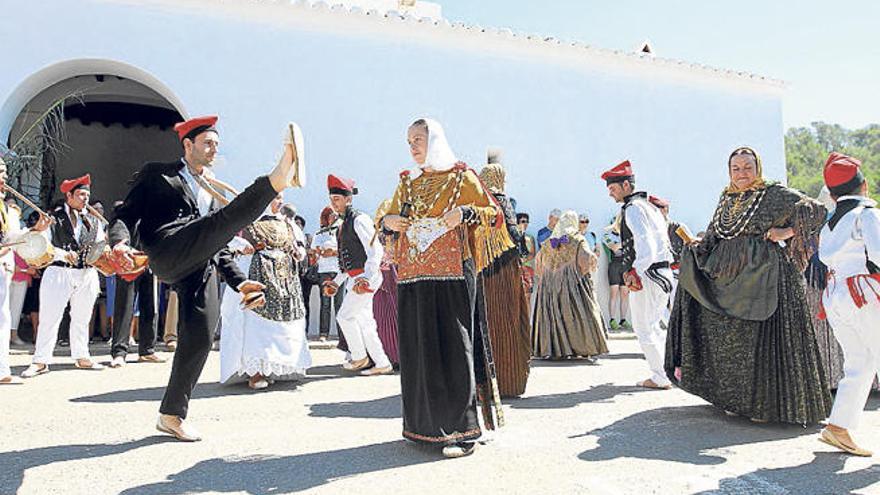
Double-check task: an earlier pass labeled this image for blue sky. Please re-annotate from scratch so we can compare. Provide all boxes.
[437,0,880,130]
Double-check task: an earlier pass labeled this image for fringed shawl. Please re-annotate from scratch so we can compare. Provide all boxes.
[387,163,513,275]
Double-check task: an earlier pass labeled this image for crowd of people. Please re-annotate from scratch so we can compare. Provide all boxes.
[0,115,878,460]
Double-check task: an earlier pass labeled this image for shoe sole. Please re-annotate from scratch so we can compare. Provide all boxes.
[21,368,49,378]
[819,431,872,457]
[156,423,200,442]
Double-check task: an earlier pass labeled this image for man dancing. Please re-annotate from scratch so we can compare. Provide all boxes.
[109,115,302,441]
[817,152,879,457]
[323,175,392,376]
[602,160,674,390]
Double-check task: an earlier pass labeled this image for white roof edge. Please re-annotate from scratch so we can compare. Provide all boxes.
[133,0,787,89]
[308,1,785,88]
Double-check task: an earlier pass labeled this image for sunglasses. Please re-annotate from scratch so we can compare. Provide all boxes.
[579,220,589,224]
[518,220,529,224]
[729,147,757,161]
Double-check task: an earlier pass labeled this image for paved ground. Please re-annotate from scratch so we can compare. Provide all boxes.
[1,338,879,495]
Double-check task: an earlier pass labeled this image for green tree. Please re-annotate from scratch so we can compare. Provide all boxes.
[785,122,879,198]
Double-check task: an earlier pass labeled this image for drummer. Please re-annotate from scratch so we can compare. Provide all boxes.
[21,174,106,378]
[0,156,50,384]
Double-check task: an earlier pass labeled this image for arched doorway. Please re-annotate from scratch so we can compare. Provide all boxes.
[3,62,185,217]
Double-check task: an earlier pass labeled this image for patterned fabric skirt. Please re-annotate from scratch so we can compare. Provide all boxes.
[479,251,532,397]
[666,261,833,424]
[373,265,399,365]
[532,267,609,359]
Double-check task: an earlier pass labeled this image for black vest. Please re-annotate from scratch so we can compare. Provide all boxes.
[336,206,367,274]
[50,206,99,267]
[618,192,646,271]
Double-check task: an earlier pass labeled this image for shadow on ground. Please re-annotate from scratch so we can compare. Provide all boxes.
[118,440,439,494]
[578,405,819,466]
[0,437,172,494]
[509,383,650,409]
[696,452,880,494]
[70,380,307,404]
[309,394,401,419]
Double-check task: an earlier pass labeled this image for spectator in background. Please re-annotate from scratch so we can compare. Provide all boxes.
[90,201,110,342]
[292,212,315,335]
[537,209,560,248]
[603,218,631,331]
[578,213,600,256]
[311,206,343,342]
[516,213,537,294]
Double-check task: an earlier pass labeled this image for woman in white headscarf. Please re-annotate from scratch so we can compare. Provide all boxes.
[382,118,512,458]
[219,193,312,390]
[532,210,609,360]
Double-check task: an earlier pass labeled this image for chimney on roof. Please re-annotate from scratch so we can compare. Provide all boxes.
[637,40,655,56]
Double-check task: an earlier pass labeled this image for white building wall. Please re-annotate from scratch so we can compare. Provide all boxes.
[1,0,785,235]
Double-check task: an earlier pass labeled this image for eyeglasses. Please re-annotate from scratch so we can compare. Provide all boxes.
[579,220,589,224]
[730,147,757,160]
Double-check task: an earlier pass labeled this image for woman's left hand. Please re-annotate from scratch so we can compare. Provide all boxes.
[765,227,794,243]
[442,207,463,229]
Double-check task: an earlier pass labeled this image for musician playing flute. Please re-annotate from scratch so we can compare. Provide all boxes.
[21,174,107,378]
[108,115,302,442]
[0,156,50,384]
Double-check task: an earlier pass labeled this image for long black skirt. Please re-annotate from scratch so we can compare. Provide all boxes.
[398,273,481,445]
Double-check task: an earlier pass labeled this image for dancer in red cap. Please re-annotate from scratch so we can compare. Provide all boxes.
[817,152,879,456]
[323,174,392,375]
[22,174,108,377]
[601,160,674,390]
[108,115,303,441]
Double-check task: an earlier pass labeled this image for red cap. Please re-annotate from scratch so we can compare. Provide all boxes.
[328,174,358,196]
[823,152,864,196]
[601,160,634,184]
[173,115,218,142]
[649,195,669,208]
[60,174,91,194]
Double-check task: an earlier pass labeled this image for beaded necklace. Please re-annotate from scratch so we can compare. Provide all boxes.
[711,188,767,240]
[402,168,465,219]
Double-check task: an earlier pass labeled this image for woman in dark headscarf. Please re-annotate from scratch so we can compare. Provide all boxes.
[666,146,832,424]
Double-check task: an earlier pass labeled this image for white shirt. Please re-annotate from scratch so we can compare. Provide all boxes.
[46,204,106,263]
[333,212,383,288]
[311,229,340,273]
[819,195,880,281]
[179,159,213,217]
[623,194,673,274]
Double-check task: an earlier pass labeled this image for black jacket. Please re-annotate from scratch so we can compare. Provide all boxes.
[109,160,244,287]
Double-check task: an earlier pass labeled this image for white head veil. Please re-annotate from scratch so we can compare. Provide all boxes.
[816,185,836,212]
[411,118,457,172]
[550,210,580,239]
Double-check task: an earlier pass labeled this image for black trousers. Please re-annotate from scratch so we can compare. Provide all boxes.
[318,271,344,337]
[110,268,157,358]
[159,267,220,419]
[299,276,313,334]
[156,176,277,419]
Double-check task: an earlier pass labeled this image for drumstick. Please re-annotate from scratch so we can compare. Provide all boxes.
[0,240,25,249]
[3,185,51,220]
[85,204,109,225]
